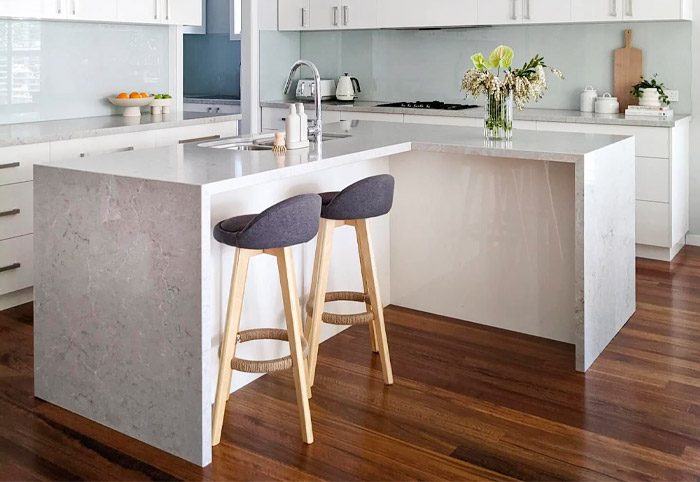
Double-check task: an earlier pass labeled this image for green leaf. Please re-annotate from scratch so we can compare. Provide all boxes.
[489,45,514,69]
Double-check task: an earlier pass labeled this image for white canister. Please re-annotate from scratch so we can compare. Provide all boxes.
[595,93,620,114]
[580,86,598,113]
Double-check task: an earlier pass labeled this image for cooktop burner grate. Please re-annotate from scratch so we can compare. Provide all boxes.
[376,101,479,110]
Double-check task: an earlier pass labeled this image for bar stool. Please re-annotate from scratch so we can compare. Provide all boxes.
[305,175,395,390]
[211,194,321,446]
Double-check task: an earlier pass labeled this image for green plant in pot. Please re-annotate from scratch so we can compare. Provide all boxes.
[631,74,670,107]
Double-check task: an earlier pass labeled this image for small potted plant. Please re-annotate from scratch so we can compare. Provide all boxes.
[631,74,670,108]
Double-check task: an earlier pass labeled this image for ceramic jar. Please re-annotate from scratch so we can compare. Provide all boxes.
[638,88,662,107]
[580,86,598,113]
[595,93,620,114]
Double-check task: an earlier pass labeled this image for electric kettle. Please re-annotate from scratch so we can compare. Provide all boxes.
[336,73,361,101]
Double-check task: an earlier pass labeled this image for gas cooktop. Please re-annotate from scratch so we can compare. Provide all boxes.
[376,101,479,110]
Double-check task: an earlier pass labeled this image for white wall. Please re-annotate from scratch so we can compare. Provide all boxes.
[689,10,700,242]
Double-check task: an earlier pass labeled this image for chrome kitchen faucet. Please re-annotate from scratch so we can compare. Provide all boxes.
[283,60,322,141]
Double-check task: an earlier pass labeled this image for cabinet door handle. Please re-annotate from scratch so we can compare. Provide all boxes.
[301,7,307,27]
[166,0,170,20]
[343,5,349,25]
[0,162,20,170]
[72,0,76,15]
[0,263,20,273]
[333,6,339,26]
[524,0,530,19]
[0,208,20,217]
[511,0,517,20]
[79,146,134,157]
[179,134,221,144]
[626,0,632,16]
[154,0,159,19]
[57,0,62,14]
[610,0,617,16]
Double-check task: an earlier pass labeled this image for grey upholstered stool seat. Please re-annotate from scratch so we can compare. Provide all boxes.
[306,175,395,396]
[212,193,320,449]
[214,194,321,249]
[319,174,394,220]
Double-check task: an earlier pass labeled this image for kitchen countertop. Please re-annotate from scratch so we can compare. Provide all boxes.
[0,111,242,148]
[39,120,631,191]
[261,100,689,128]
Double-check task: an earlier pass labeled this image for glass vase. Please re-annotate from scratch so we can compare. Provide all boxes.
[484,90,513,141]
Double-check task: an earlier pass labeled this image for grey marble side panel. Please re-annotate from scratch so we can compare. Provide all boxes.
[33,166,206,465]
[575,137,637,371]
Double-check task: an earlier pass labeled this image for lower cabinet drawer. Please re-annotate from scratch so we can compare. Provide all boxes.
[154,121,239,146]
[0,234,33,295]
[636,200,670,248]
[50,131,156,161]
[636,156,669,203]
[403,115,479,127]
[0,182,33,241]
[0,144,50,186]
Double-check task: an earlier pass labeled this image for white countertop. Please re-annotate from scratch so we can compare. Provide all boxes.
[261,100,690,128]
[0,111,242,148]
[39,121,631,192]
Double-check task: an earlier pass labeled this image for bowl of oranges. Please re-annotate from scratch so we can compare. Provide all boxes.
[108,92,154,117]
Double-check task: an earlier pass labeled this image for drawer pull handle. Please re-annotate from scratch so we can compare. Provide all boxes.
[80,146,134,157]
[0,162,20,170]
[0,262,20,273]
[179,134,221,144]
[0,208,20,217]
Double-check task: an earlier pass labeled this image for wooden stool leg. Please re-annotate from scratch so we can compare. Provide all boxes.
[305,218,336,388]
[276,246,314,444]
[355,225,380,354]
[356,219,394,385]
[212,248,254,446]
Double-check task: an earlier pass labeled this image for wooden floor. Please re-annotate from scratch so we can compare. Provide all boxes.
[2,248,700,481]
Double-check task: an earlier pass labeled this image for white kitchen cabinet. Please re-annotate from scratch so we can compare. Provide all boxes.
[0,234,33,297]
[379,0,477,28]
[571,0,622,22]
[0,144,49,186]
[309,0,376,30]
[154,121,238,146]
[404,115,480,127]
[478,0,522,25]
[50,131,156,161]
[117,0,160,23]
[0,182,33,241]
[522,0,571,23]
[622,0,691,21]
[165,0,202,25]
[0,0,42,18]
[69,0,119,22]
[40,0,67,19]
[278,0,310,30]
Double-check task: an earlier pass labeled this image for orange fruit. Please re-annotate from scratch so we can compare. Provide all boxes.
[117,93,129,99]
[140,92,149,98]
[129,92,141,99]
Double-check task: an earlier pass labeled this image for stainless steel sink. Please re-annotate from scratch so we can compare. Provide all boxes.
[252,132,351,147]
[200,132,350,151]
[225,144,274,151]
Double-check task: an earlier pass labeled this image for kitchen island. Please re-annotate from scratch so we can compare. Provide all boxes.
[33,121,636,466]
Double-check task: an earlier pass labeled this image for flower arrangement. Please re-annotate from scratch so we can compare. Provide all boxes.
[461,45,563,139]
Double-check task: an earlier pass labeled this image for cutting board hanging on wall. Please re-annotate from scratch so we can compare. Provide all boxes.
[614,29,643,113]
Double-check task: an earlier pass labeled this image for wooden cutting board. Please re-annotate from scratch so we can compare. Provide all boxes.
[614,29,643,113]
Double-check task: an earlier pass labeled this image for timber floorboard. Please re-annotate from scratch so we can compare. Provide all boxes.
[2,247,700,480]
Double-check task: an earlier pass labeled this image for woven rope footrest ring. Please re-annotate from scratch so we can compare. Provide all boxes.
[230,328,310,374]
[305,291,374,326]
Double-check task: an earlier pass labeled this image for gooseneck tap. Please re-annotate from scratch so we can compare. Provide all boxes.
[283,60,322,141]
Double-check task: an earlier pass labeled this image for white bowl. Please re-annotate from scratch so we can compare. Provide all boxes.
[150,98,172,115]
[108,96,154,117]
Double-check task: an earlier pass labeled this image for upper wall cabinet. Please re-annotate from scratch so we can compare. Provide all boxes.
[379,0,477,28]
[0,0,202,25]
[308,0,377,30]
[277,0,692,31]
[279,0,310,30]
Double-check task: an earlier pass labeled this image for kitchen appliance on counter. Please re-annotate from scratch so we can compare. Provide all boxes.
[376,101,479,110]
[336,73,361,101]
[296,79,336,101]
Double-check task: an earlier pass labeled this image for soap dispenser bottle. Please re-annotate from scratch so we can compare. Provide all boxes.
[285,104,301,148]
[296,103,308,143]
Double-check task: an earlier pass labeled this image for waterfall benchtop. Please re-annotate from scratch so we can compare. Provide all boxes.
[35,121,633,193]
